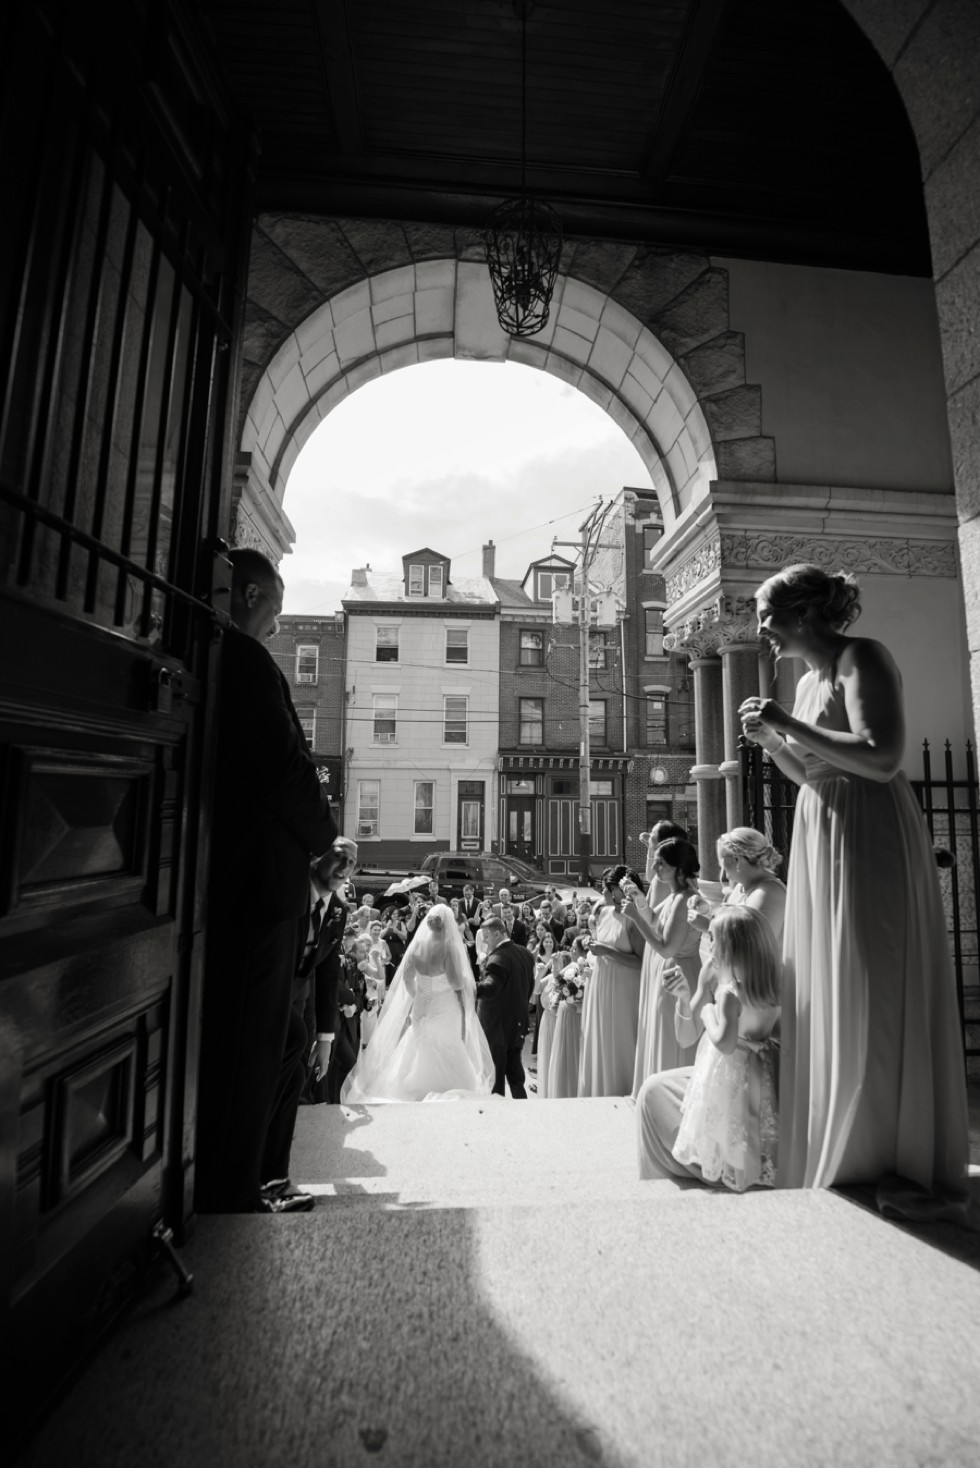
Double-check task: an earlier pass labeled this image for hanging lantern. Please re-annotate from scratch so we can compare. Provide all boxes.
[483,1,563,338]
[484,195,563,337]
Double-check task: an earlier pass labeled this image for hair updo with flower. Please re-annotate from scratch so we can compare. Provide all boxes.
[755,562,861,632]
[717,826,782,874]
[426,911,444,932]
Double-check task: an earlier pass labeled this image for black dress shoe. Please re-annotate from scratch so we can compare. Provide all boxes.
[257,1191,315,1213]
[259,1178,316,1213]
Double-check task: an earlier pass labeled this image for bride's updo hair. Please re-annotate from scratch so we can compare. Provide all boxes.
[717,826,781,874]
[756,563,861,632]
[425,910,444,932]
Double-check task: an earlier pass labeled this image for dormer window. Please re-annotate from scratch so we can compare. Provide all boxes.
[407,561,446,597]
[536,569,570,603]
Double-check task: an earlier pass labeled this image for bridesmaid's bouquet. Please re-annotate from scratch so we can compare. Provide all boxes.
[549,961,587,1012]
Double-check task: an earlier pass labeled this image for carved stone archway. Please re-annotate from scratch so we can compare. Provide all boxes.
[235,261,724,554]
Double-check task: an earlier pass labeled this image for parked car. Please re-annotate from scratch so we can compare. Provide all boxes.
[416,852,567,907]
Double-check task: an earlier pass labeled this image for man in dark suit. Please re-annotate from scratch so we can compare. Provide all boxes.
[459,882,483,973]
[258,840,357,1210]
[477,917,535,1098]
[196,548,338,1214]
[492,887,529,946]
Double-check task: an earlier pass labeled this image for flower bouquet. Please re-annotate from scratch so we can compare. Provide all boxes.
[549,960,587,1013]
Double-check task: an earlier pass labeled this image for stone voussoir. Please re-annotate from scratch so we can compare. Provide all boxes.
[258,214,366,299]
[701,384,763,440]
[715,435,777,481]
[650,266,730,358]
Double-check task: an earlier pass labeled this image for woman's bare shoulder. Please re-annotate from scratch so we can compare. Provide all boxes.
[837,636,900,678]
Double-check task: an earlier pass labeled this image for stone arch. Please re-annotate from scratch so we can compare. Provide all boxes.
[837,0,980,741]
[238,262,717,550]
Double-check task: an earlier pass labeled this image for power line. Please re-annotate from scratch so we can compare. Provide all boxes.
[288,500,603,615]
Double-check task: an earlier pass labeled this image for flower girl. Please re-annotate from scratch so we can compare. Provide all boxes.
[671,905,780,1191]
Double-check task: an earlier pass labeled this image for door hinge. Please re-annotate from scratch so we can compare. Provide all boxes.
[152,1221,194,1299]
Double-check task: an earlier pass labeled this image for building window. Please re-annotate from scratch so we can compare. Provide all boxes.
[589,631,609,670]
[414,780,434,835]
[536,569,570,603]
[373,693,398,744]
[646,696,668,745]
[428,564,444,597]
[357,780,380,838]
[589,779,614,797]
[519,698,543,746]
[589,699,607,744]
[408,564,424,596]
[445,627,468,664]
[443,695,468,744]
[376,626,399,661]
[295,644,318,683]
[642,523,662,566]
[645,607,664,658]
[519,629,544,666]
[296,707,316,748]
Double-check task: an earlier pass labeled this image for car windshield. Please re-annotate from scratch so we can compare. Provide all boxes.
[500,857,545,881]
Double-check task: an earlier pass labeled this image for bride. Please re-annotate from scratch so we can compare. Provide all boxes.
[341,903,495,1102]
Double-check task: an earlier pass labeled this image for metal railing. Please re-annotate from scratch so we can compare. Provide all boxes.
[740,737,980,1064]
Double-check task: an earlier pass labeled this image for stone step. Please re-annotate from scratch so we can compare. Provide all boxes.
[290,1095,686,1210]
[22,1188,980,1468]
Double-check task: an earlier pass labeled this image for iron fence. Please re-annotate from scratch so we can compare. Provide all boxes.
[739,737,980,1065]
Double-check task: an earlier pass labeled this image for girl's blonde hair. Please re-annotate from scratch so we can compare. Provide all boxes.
[717,826,781,874]
[709,906,780,1008]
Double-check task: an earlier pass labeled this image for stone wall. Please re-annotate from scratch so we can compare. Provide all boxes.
[843,0,980,753]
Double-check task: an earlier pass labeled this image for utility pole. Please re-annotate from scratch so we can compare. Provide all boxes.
[553,501,616,888]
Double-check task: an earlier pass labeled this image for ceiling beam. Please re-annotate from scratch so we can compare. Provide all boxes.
[312,0,364,154]
[642,0,735,184]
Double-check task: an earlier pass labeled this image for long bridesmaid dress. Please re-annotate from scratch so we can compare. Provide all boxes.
[631,891,701,1098]
[779,670,969,1204]
[578,906,641,1097]
[548,999,583,1098]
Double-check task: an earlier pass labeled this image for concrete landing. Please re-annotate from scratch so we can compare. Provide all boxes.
[21,1191,980,1468]
[289,1096,671,1208]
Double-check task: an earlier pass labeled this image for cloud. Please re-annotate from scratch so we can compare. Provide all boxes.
[280,359,653,615]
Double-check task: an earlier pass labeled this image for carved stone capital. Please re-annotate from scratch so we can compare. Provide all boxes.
[664,594,759,657]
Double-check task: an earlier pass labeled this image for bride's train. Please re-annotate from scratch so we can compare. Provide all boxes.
[341,904,495,1103]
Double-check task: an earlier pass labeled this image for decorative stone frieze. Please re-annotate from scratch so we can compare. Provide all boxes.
[719,531,957,579]
[665,535,722,604]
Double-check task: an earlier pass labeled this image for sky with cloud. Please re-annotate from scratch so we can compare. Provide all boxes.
[279,358,653,615]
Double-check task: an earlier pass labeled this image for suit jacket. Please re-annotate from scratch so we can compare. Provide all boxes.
[209,627,337,924]
[309,891,350,1032]
[477,940,535,1046]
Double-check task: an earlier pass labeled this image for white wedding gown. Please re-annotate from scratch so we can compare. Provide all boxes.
[341,969,495,1103]
[342,905,496,1104]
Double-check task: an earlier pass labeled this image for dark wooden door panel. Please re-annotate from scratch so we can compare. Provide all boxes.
[0,0,252,1441]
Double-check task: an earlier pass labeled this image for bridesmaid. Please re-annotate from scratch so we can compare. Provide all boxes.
[626,838,702,1097]
[740,562,968,1216]
[578,866,645,1097]
[549,938,590,1098]
[687,828,786,941]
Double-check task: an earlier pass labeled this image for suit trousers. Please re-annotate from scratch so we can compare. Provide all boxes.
[196,914,302,1212]
[488,1029,528,1099]
[261,980,311,1183]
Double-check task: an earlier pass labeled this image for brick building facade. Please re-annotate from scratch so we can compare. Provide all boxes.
[267,613,347,811]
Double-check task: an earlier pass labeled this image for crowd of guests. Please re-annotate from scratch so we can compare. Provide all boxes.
[198,549,968,1220]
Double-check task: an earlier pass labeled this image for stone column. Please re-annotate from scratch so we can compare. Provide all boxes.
[689,653,726,877]
[712,598,765,828]
[665,613,727,878]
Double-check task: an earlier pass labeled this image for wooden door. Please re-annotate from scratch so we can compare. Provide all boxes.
[0,0,252,1439]
[506,796,536,863]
